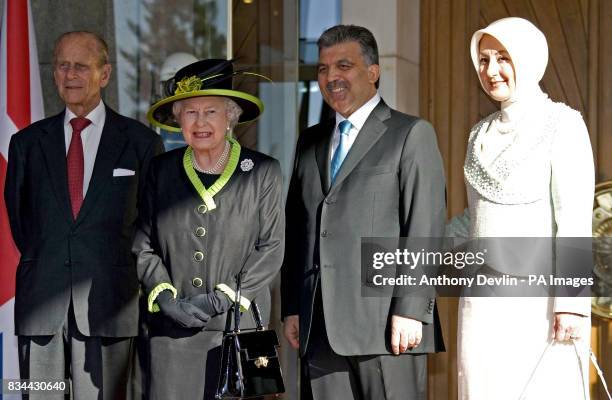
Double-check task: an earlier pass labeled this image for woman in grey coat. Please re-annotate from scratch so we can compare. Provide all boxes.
[133,59,284,399]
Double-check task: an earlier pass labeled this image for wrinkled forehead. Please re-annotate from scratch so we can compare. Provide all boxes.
[174,96,230,115]
[319,41,365,63]
[55,34,101,62]
[181,96,227,108]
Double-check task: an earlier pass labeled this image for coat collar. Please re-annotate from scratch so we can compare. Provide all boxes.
[315,100,391,194]
[40,112,72,223]
[314,118,335,193]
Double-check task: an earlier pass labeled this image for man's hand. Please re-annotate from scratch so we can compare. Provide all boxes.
[553,312,587,342]
[283,315,300,350]
[390,315,422,355]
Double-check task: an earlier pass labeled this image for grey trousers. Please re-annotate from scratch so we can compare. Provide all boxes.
[17,305,133,400]
[305,290,427,400]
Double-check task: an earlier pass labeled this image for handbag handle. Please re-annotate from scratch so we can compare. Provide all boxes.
[589,347,612,400]
[233,273,242,332]
[518,339,611,400]
[227,272,265,333]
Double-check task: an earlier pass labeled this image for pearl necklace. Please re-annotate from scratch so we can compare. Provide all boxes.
[192,141,230,174]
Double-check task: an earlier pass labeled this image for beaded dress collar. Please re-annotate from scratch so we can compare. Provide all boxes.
[464,95,563,204]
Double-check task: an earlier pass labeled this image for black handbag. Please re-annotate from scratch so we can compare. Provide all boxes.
[215,274,285,399]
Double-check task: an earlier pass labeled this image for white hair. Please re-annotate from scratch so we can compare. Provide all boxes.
[172,97,243,134]
[172,101,182,121]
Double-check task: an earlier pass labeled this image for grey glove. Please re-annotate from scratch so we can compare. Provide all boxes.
[185,291,233,317]
[156,290,211,328]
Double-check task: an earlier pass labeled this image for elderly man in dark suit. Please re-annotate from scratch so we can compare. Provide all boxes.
[4,31,163,399]
[281,25,446,400]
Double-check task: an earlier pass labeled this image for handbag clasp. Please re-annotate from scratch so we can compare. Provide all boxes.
[254,356,269,368]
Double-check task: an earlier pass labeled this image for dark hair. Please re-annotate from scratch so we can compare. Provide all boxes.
[53,31,109,66]
[317,24,379,66]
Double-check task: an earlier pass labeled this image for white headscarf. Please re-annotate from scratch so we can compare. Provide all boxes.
[470,17,549,115]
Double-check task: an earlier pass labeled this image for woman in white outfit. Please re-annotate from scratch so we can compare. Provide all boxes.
[454,17,594,399]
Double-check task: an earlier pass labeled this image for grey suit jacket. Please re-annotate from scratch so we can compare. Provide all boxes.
[281,100,446,356]
[5,106,164,337]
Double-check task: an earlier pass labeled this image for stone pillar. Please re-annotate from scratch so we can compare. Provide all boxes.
[30,0,117,116]
[342,0,420,116]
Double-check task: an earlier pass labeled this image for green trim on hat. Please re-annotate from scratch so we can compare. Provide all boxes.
[147,88,264,132]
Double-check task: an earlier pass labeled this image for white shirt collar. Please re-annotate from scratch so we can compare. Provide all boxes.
[64,100,106,128]
[335,92,381,131]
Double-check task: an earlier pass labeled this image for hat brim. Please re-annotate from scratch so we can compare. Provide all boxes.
[147,89,264,132]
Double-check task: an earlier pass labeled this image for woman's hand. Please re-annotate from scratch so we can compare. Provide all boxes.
[157,290,210,328]
[553,312,587,342]
[185,292,232,316]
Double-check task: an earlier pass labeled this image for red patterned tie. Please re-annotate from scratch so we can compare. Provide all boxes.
[67,117,91,219]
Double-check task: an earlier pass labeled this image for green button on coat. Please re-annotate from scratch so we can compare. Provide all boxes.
[193,251,204,262]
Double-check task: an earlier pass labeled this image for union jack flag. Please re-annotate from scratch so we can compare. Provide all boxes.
[0,1,44,397]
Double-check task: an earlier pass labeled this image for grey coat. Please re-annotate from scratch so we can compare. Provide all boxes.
[134,146,285,334]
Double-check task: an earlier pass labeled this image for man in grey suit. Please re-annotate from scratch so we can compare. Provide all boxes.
[281,25,446,399]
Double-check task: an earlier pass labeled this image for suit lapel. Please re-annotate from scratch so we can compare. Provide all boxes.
[39,112,74,224]
[75,108,127,225]
[314,118,335,194]
[329,100,391,193]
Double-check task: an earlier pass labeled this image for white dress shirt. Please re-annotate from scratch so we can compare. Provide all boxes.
[329,93,381,162]
[63,100,106,197]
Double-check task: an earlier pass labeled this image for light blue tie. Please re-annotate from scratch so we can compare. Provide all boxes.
[330,120,352,183]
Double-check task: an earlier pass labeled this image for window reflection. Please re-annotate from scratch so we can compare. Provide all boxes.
[113,0,227,150]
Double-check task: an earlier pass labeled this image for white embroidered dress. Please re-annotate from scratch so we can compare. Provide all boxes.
[455,17,595,400]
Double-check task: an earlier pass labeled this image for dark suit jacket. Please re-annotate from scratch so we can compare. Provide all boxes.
[5,105,164,337]
[281,100,446,356]
[133,146,285,335]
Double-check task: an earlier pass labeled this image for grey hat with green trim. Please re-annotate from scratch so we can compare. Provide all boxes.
[147,59,264,132]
